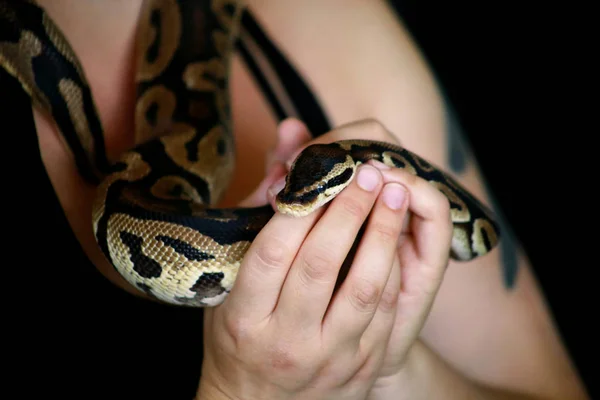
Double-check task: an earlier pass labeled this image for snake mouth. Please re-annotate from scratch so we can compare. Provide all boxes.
[275,187,343,217]
[275,202,315,217]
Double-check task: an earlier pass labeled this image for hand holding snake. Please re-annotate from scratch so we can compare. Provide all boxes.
[200,118,454,398]
[0,0,500,308]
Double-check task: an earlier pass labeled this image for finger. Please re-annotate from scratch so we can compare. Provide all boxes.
[367,160,410,235]
[377,167,453,269]
[378,168,453,348]
[274,164,384,330]
[285,118,397,169]
[238,161,287,207]
[223,202,325,322]
[359,255,401,352]
[239,118,312,208]
[323,182,407,345]
[267,117,312,169]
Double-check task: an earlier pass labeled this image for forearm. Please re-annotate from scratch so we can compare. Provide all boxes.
[244,0,448,156]
[368,340,550,400]
[196,385,235,400]
[197,343,552,400]
[196,386,230,400]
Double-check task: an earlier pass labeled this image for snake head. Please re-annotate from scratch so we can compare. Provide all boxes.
[275,143,357,217]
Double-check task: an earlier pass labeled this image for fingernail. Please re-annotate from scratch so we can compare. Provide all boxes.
[356,165,380,192]
[382,183,406,210]
[268,176,286,198]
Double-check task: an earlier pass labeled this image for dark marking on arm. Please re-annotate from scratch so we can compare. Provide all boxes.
[444,93,520,289]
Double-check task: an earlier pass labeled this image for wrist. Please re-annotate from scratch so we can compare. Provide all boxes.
[366,343,421,400]
[368,340,545,400]
[196,384,234,400]
[196,370,238,400]
[367,340,481,400]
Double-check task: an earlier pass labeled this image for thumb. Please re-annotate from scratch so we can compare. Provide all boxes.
[238,161,287,207]
[239,118,312,208]
[266,117,313,169]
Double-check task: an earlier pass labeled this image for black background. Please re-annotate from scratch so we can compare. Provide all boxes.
[1,1,594,398]
[388,1,595,397]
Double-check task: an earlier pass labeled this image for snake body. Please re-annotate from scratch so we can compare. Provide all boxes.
[0,0,500,307]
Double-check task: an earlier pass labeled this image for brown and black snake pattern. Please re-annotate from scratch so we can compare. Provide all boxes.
[0,0,500,307]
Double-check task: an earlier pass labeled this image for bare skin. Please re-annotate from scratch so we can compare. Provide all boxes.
[30,1,588,399]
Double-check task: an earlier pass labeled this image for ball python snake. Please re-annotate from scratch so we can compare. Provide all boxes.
[0,0,500,307]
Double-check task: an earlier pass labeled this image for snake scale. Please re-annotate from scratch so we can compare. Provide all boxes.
[0,0,500,307]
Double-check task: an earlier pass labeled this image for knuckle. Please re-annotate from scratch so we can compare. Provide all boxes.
[352,356,378,384]
[222,314,251,344]
[441,193,452,215]
[253,236,288,272]
[378,285,399,313]
[299,248,336,284]
[434,192,452,222]
[403,170,420,187]
[267,344,298,372]
[265,340,311,374]
[418,275,442,299]
[372,220,400,245]
[339,196,368,219]
[412,264,445,297]
[348,278,381,313]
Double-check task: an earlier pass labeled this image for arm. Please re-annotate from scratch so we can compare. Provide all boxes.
[242,1,588,398]
[369,340,552,400]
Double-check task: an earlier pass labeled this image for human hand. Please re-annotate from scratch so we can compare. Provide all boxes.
[198,122,409,399]
[258,118,455,392]
[289,118,454,380]
[197,118,453,400]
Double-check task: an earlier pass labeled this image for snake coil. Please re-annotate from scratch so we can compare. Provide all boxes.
[0,0,500,307]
